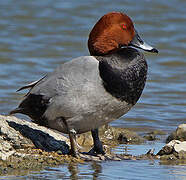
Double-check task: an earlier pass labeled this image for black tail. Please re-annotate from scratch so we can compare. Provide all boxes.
[9,94,50,125]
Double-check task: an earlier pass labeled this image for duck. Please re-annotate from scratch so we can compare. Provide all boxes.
[10,12,158,157]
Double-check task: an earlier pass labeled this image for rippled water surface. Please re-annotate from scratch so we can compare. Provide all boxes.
[0,0,186,179]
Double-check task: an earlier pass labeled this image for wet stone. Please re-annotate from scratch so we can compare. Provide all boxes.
[144,130,166,141]
[166,124,186,143]
[144,134,157,141]
[157,140,186,161]
[99,125,145,145]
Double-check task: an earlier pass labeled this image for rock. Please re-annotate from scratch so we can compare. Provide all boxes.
[157,140,186,161]
[76,125,145,153]
[144,130,166,141]
[144,134,157,141]
[0,114,159,175]
[146,148,155,155]
[0,115,69,158]
[173,141,186,153]
[0,141,15,160]
[100,125,145,144]
[166,124,186,143]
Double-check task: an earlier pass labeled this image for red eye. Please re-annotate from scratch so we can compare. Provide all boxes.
[122,24,127,30]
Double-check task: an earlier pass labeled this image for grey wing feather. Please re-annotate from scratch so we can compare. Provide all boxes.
[30,56,100,98]
[29,56,102,118]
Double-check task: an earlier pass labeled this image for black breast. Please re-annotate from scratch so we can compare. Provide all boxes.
[97,48,148,105]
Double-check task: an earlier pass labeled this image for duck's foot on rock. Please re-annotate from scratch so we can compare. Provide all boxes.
[68,145,105,159]
[86,142,105,156]
[68,149,79,158]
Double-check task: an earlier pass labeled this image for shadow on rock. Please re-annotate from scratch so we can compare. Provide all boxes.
[7,121,69,154]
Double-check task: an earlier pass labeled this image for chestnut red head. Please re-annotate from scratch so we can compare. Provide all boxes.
[88,12,158,56]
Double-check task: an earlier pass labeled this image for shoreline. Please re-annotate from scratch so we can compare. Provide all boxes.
[0,115,185,176]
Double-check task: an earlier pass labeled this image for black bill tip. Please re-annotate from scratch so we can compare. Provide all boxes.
[147,48,158,54]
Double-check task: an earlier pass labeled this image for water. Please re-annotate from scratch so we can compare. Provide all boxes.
[13,160,186,180]
[0,0,186,179]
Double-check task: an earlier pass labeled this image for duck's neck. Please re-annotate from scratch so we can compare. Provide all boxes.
[96,48,148,105]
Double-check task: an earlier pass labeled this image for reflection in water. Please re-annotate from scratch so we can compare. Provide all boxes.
[159,161,186,166]
[63,157,186,180]
[68,162,102,180]
[91,162,102,180]
[170,167,186,179]
[68,162,79,180]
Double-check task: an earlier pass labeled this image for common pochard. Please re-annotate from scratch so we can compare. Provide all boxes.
[10,12,158,157]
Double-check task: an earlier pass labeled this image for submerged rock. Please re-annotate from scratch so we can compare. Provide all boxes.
[166,124,186,143]
[143,130,166,141]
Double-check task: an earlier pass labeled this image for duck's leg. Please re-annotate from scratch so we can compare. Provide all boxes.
[88,128,105,155]
[62,118,79,157]
[68,129,78,157]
